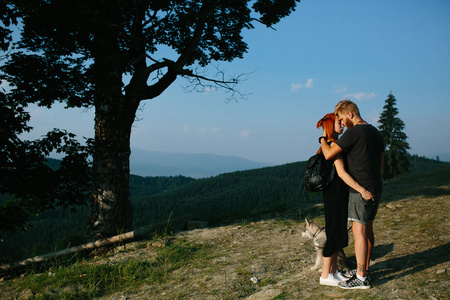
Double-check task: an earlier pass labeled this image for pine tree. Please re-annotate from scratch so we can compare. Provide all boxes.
[378,92,410,179]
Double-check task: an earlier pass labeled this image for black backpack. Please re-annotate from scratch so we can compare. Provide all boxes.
[304,152,335,192]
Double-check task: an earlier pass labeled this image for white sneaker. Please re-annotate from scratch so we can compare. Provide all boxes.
[319,273,341,286]
[334,271,347,282]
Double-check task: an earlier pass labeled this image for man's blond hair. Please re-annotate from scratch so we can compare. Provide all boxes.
[334,99,360,117]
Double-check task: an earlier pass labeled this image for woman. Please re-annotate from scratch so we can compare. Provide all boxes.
[317,113,373,287]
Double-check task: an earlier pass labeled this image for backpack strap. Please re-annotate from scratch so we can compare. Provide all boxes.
[299,181,310,201]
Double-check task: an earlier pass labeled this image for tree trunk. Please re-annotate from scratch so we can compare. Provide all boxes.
[88,100,136,240]
[87,5,137,240]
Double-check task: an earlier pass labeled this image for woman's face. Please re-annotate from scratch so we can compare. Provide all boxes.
[334,118,344,134]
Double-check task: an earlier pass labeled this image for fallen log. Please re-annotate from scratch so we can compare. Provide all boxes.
[0,231,135,272]
[0,214,194,273]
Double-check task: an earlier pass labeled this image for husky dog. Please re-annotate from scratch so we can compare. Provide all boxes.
[301,218,348,271]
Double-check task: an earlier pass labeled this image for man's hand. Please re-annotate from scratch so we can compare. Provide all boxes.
[361,189,375,201]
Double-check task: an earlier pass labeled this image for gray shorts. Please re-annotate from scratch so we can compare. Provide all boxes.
[348,192,381,225]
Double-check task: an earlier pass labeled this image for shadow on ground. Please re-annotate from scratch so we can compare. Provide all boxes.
[370,242,450,284]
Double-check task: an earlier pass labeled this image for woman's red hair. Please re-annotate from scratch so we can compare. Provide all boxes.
[316,113,336,154]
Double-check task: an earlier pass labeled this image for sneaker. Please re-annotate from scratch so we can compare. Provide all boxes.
[343,269,370,279]
[338,275,371,289]
[342,269,356,278]
[334,271,347,282]
[320,273,341,286]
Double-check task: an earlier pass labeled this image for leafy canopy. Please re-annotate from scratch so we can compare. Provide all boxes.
[0,0,301,236]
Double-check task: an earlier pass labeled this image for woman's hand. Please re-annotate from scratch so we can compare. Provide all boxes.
[361,189,375,201]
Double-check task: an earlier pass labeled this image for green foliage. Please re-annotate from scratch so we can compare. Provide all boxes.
[272,293,290,300]
[0,1,19,51]
[0,175,194,262]
[132,162,307,228]
[407,153,450,173]
[253,0,300,27]
[0,206,88,263]
[17,239,211,299]
[378,92,410,179]
[129,175,195,197]
[0,98,92,237]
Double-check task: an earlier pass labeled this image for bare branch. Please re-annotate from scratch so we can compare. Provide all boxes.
[181,65,254,102]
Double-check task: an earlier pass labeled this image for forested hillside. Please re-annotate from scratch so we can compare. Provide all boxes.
[0,175,197,263]
[0,155,448,263]
[132,161,305,228]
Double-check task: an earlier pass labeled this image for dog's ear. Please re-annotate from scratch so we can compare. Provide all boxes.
[305,218,311,225]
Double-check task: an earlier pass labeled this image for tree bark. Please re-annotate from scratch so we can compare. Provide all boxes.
[87,4,136,240]
[88,99,136,240]
[86,3,181,240]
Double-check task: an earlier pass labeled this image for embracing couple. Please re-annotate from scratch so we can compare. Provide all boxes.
[316,99,384,289]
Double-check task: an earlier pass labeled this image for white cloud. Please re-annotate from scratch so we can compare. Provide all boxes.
[291,78,314,91]
[210,127,221,133]
[202,87,217,93]
[240,129,251,139]
[333,84,347,93]
[305,78,314,88]
[184,126,221,134]
[343,92,377,101]
[291,83,302,91]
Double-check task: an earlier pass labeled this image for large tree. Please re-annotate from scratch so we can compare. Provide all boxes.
[1,0,300,240]
[378,92,410,179]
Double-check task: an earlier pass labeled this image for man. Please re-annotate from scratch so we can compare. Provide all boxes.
[320,99,384,289]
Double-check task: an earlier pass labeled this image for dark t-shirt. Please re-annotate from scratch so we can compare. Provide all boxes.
[335,124,384,194]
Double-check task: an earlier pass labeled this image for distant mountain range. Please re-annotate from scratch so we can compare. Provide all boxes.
[129,149,450,178]
[130,148,274,178]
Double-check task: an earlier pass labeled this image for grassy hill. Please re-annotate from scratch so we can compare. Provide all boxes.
[132,161,306,228]
[0,161,306,263]
[0,154,448,263]
[0,156,449,299]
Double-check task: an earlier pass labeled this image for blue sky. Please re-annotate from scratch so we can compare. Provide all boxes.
[17,0,450,165]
